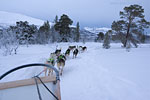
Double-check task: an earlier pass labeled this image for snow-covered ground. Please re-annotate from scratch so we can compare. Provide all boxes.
[0,43,150,100]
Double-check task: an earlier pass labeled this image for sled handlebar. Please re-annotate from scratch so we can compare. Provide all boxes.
[0,63,60,81]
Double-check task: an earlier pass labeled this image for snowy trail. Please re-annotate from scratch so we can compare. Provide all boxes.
[0,43,150,100]
[61,44,150,100]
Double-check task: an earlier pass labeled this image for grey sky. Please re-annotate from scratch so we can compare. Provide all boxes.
[0,0,149,28]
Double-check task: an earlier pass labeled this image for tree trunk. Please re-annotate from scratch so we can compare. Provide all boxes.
[124,16,132,47]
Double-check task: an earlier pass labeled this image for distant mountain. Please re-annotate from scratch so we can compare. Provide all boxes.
[80,27,111,42]
[79,29,97,42]
[84,27,111,34]
[0,11,48,28]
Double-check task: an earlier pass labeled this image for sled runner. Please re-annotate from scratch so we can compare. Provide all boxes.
[0,63,61,100]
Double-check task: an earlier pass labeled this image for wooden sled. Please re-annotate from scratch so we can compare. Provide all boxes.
[0,63,61,100]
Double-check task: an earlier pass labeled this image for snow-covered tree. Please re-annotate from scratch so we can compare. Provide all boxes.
[54,14,73,42]
[10,21,37,46]
[50,26,60,43]
[54,15,58,24]
[0,29,20,55]
[140,34,146,43]
[75,22,80,42]
[96,32,104,42]
[111,20,126,44]
[39,21,51,43]
[103,30,112,49]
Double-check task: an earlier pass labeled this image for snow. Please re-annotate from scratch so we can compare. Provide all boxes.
[0,11,49,27]
[0,43,150,100]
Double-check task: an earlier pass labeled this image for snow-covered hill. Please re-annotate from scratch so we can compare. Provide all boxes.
[0,11,45,28]
[80,27,110,42]
[84,27,111,34]
[0,43,150,100]
[80,29,97,42]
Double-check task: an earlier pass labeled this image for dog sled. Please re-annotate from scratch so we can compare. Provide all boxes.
[0,63,61,100]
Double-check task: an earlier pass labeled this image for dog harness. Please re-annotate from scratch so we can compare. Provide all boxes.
[47,58,54,62]
[57,55,66,62]
[66,50,69,54]
[58,55,63,59]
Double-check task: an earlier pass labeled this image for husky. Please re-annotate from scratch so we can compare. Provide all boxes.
[69,46,76,51]
[65,48,70,58]
[73,48,78,58]
[78,46,83,53]
[50,52,57,60]
[44,57,55,76]
[82,46,87,52]
[55,49,61,56]
[56,54,66,75]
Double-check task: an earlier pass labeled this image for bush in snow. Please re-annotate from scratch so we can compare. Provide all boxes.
[0,29,20,55]
[103,30,112,49]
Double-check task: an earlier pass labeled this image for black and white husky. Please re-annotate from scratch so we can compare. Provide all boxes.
[73,48,78,58]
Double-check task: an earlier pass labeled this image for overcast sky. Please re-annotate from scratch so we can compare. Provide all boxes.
[0,0,149,28]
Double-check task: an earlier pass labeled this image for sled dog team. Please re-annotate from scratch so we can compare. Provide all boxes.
[44,45,87,76]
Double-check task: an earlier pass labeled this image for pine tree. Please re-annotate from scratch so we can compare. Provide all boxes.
[28,24,38,44]
[50,26,59,43]
[119,4,150,47]
[140,34,146,43]
[103,30,112,49]
[39,21,51,43]
[96,32,104,42]
[54,15,58,23]
[76,22,80,42]
[111,20,126,44]
[39,21,50,33]
[54,14,73,42]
